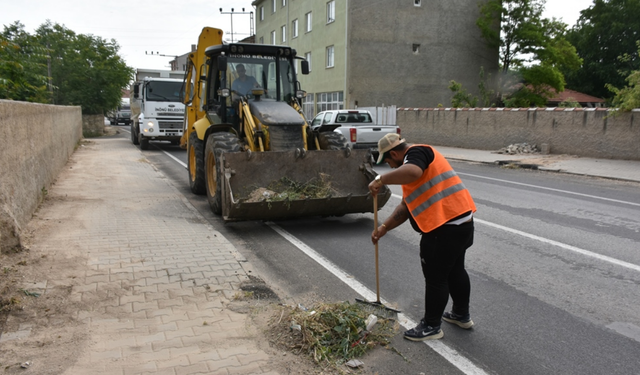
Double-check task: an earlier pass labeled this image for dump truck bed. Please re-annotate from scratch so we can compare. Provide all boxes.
[220,149,391,221]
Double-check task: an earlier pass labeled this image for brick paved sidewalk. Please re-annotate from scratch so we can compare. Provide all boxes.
[1,137,279,375]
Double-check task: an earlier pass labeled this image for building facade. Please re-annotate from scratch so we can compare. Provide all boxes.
[252,0,498,119]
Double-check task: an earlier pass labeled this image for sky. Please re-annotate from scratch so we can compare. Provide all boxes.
[2,0,594,71]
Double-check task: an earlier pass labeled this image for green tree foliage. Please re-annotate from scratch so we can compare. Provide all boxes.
[0,22,50,102]
[0,21,133,115]
[565,0,640,100]
[606,42,640,111]
[449,67,495,108]
[477,0,582,107]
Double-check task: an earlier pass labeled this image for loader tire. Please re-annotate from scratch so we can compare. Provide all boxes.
[318,131,349,150]
[188,132,206,195]
[131,124,139,145]
[205,132,242,215]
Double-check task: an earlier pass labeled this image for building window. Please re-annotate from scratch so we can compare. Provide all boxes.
[271,30,276,45]
[327,1,335,23]
[260,6,264,21]
[281,25,286,43]
[305,52,312,72]
[272,0,277,13]
[316,92,344,113]
[326,45,334,68]
[303,93,315,120]
[282,0,286,6]
[305,12,313,32]
[412,43,420,54]
[259,36,264,44]
[414,0,422,6]
[292,19,299,38]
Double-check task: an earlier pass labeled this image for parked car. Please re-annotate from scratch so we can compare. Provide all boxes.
[310,109,400,158]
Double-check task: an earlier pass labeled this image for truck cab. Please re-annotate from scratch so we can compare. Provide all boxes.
[130,71,186,150]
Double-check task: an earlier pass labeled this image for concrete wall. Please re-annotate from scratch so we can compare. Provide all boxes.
[0,100,83,252]
[397,107,640,160]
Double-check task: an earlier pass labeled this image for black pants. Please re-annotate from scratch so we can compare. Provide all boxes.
[420,220,474,327]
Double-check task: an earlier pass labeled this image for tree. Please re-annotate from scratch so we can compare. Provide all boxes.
[606,42,640,111]
[564,0,640,100]
[449,67,495,108]
[0,21,133,115]
[477,0,582,106]
[35,21,133,114]
[0,22,50,102]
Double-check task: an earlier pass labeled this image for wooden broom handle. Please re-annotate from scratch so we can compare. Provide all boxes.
[374,195,380,303]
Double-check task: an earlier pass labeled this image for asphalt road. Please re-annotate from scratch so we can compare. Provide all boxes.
[122,131,640,375]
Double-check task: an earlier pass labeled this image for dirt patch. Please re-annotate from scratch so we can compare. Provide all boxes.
[0,211,89,374]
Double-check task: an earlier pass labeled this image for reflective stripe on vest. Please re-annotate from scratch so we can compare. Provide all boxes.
[402,145,476,233]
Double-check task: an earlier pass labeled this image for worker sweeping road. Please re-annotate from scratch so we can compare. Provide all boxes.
[368,133,477,341]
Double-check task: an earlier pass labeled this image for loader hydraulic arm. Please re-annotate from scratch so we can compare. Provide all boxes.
[239,99,265,152]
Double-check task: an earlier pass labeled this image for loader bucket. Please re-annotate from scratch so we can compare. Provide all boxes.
[220,149,391,221]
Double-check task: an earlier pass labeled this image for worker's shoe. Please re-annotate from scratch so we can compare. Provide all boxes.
[442,311,474,329]
[403,319,444,341]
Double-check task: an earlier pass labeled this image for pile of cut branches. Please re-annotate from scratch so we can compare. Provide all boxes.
[268,301,399,368]
[245,173,336,202]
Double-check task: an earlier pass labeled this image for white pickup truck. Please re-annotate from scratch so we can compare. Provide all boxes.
[310,109,400,157]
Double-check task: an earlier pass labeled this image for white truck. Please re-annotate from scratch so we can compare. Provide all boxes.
[130,69,186,150]
[310,109,400,160]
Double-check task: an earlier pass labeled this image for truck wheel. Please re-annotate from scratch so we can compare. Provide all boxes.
[131,124,139,145]
[318,131,349,150]
[188,132,206,195]
[205,132,241,215]
[140,136,150,150]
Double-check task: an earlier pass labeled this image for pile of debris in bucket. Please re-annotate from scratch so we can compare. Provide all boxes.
[243,174,337,203]
[496,142,540,155]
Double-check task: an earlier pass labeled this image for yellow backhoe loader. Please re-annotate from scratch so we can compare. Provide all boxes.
[181,27,390,221]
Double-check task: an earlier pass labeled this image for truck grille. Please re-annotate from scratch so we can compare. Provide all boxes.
[158,121,182,130]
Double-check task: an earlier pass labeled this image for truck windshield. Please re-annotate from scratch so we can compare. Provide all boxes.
[145,81,183,102]
[227,55,296,102]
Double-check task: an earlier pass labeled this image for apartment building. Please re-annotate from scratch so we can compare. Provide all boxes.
[252,0,498,119]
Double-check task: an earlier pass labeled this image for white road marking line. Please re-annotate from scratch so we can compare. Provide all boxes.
[161,150,186,168]
[457,172,640,207]
[267,222,490,375]
[390,193,640,273]
[476,218,640,273]
[122,128,187,168]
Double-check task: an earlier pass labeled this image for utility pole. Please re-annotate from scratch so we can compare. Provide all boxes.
[219,8,254,43]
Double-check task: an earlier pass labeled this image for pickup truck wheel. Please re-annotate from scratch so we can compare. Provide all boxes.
[188,132,206,195]
[131,124,139,145]
[205,132,241,215]
[318,131,349,150]
[140,136,150,150]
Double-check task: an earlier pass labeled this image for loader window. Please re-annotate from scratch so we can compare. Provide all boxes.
[227,55,297,102]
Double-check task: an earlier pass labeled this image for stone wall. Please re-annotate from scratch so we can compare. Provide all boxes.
[397,108,640,160]
[83,113,106,138]
[0,100,83,252]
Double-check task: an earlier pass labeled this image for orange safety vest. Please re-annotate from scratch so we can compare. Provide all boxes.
[402,145,476,233]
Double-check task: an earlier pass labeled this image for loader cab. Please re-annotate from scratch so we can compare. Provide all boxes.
[204,43,307,127]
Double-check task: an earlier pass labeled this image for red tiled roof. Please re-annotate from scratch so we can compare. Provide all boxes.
[547,89,605,103]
